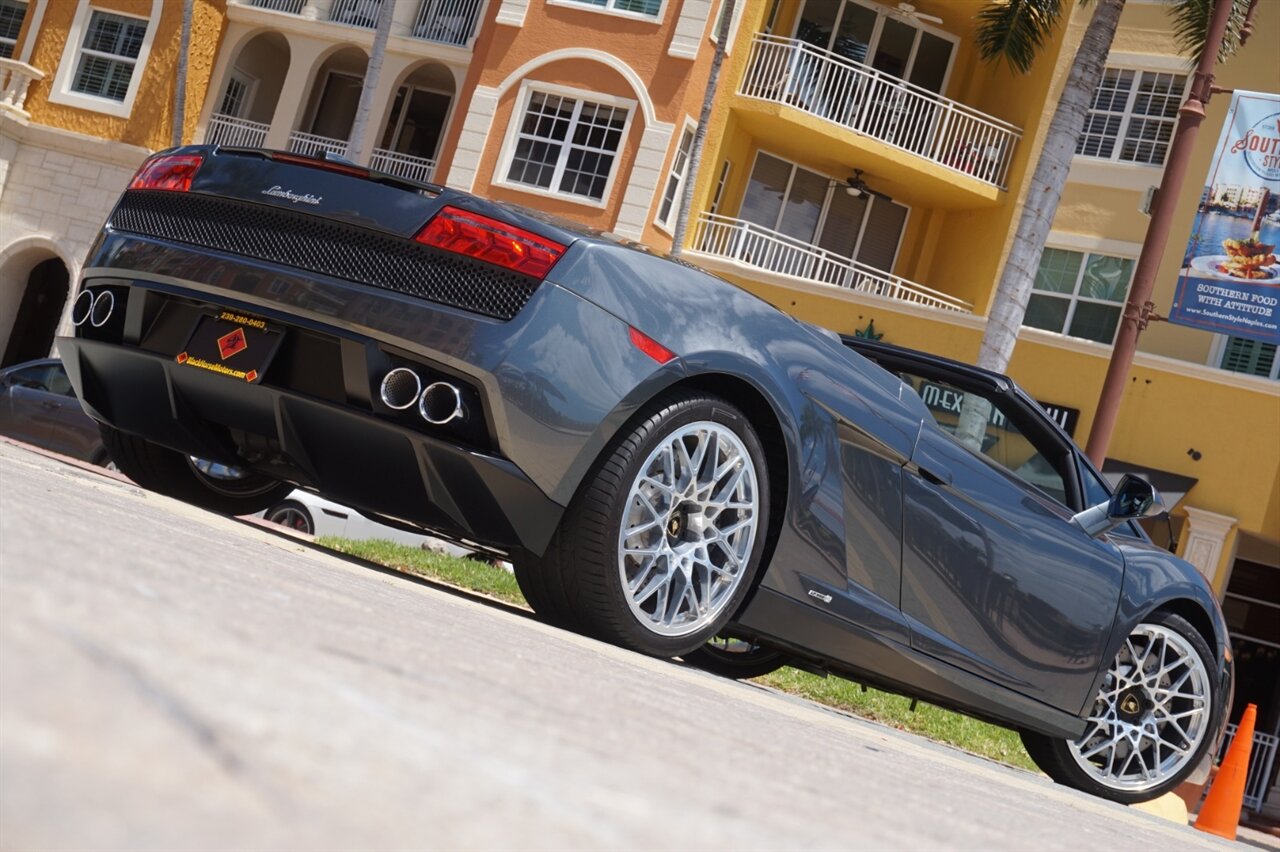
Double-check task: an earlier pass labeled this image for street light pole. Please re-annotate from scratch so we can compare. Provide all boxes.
[1083,0,1238,467]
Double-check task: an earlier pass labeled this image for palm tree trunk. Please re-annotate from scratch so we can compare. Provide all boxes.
[348,0,397,164]
[171,0,194,148]
[955,0,1126,451]
[670,0,736,257]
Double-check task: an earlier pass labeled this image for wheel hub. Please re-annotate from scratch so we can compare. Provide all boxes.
[1117,689,1147,721]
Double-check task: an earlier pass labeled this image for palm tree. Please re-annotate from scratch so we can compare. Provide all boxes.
[670,0,737,257]
[954,0,1249,450]
[348,0,397,164]
[171,0,194,148]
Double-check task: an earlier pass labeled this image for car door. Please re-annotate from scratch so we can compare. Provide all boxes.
[893,366,1124,714]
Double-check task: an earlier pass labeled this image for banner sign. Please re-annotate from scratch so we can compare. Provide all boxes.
[1169,90,1280,346]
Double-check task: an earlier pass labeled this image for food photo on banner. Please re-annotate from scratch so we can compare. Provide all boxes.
[1170,89,1280,347]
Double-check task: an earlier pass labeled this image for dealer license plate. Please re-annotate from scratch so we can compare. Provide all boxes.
[176,310,284,384]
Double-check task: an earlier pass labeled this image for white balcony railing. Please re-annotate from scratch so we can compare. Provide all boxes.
[288,130,349,157]
[370,148,437,182]
[691,213,973,313]
[410,0,483,46]
[248,0,307,12]
[205,113,270,148]
[329,0,382,27]
[740,34,1022,190]
[0,57,44,117]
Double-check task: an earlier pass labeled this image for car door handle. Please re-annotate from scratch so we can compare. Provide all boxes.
[39,401,60,410]
[917,464,952,487]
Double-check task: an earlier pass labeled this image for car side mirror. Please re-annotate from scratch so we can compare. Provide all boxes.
[1071,474,1166,538]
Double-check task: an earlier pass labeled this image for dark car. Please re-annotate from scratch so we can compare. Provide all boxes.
[59,147,1231,804]
[0,358,109,465]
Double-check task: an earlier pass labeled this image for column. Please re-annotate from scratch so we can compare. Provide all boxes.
[264,37,330,150]
[1181,506,1238,588]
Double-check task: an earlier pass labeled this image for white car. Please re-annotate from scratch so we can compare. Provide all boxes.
[261,488,435,547]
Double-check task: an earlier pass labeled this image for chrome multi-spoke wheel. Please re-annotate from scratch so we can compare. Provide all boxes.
[1021,611,1221,804]
[1068,624,1211,791]
[618,422,760,638]
[523,392,769,657]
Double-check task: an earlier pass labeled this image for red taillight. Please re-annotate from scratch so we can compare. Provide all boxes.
[129,154,203,192]
[415,206,565,280]
[268,151,370,179]
[629,327,676,364]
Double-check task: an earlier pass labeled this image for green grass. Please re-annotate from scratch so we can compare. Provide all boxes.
[317,537,526,606]
[319,537,1036,772]
[757,667,1036,771]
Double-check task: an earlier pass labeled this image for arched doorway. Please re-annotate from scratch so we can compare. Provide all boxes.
[373,61,457,182]
[2,258,70,368]
[206,30,292,148]
[294,46,369,155]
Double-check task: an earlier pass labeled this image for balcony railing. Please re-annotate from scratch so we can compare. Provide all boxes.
[370,148,438,182]
[740,34,1021,190]
[289,130,349,157]
[249,0,306,12]
[411,0,483,46]
[205,113,270,148]
[0,57,44,117]
[329,0,383,27]
[691,213,973,313]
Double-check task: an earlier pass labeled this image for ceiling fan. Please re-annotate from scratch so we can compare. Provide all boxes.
[842,170,893,201]
[891,2,944,26]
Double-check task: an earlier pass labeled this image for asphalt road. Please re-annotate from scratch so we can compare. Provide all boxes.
[0,440,1243,851]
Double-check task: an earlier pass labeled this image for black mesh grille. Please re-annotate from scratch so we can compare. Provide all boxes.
[109,191,540,321]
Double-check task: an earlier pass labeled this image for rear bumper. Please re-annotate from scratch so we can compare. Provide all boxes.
[59,335,564,554]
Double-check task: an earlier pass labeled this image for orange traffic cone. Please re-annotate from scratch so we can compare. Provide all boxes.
[1195,703,1257,840]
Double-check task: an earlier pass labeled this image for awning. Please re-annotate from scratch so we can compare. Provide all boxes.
[1102,459,1199,510]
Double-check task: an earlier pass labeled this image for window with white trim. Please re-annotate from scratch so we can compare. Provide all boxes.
[218,70,257,119]
[506,91,629,202]
[1023,247,1134,343]
[0,0,27,59]
[656,124,695,229]
[1220,336,1279,380]
[1077,68,1187,166]
[70,10,148,102]
[562,0,661,17]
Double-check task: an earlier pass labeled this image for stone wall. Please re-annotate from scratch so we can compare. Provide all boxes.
[0,112,151,358]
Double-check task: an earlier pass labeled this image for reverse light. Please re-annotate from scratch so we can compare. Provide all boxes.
[628,327,677,365]
[129,154,203,192]
[415,206,565,280]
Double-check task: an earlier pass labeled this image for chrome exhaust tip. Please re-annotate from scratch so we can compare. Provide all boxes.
[380,367,422,410]
[419,381,465,425]
[89,290,115,328]
[71,289,95,326]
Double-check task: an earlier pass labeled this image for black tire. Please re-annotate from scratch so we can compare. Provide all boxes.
[512,558,581,629]
[683,636,788,679]
[100,425,293,516]
[1021,610,1222,804]
[532,390,771,658]
[264,500,315,534]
